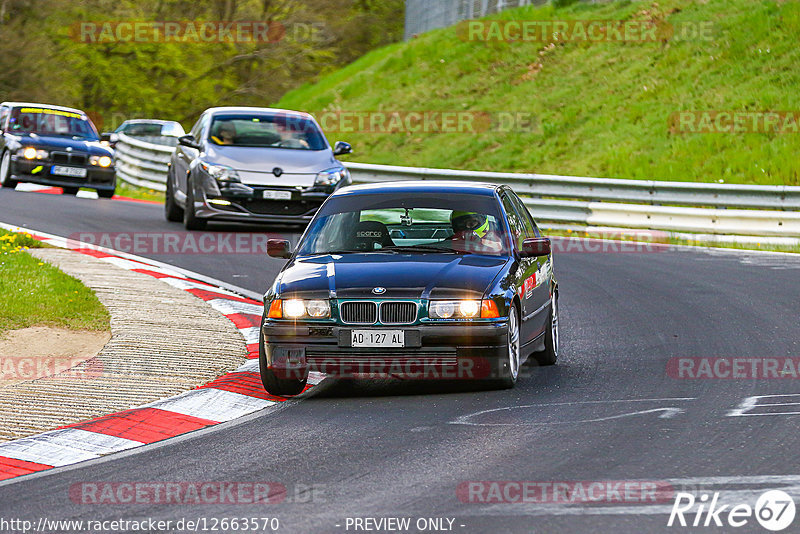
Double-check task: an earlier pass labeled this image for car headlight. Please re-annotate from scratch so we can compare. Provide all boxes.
[201,163,241,183]
[19,147,48,160]
[428,300,498,319]
[267,299,331,319]
[89,155,113,167]
[315,166,349,187]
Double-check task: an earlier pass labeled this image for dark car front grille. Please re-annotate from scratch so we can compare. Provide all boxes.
[379,302,417,325]
[340,302,378,324]
[51,152,88,166]
[243,200,320,216]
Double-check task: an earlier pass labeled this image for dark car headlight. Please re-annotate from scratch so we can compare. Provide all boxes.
[18,147,48,160]
[428,300,500,319]
[315,166,349,187]
[268,298,331,319]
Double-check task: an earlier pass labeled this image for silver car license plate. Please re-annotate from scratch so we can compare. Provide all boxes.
[351,330,405,348]
[51,166,87,178]
[262,190,292,200]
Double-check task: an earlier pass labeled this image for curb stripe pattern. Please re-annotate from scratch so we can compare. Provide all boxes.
[0,226,321,482]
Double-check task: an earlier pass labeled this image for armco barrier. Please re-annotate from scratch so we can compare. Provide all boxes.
[112,140,800,237]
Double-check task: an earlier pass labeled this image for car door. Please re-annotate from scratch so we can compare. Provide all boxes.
[500,191,539,347]
[0,105,10,155]
[509,191,551,340]
[174,113,206,194]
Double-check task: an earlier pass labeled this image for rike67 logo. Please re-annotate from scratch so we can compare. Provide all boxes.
[668,490,796,531]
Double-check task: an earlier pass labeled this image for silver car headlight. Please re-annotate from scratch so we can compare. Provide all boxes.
[201,163,241,183]
[315,166,349,187]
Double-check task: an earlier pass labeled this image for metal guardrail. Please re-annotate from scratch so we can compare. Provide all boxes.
[112,136,800,237]
[114,132,174,192]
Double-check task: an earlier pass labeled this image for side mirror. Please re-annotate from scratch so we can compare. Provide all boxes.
[519,237,551,258]
[333,141,352,156]
[267,239,292,259]
[178,134,201,149]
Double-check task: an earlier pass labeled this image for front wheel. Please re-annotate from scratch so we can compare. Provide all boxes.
[488,304,520,389]
[164,170,184,222]
[258,321,308,396]
[0,151,18,189]
[532,294,559,366]
[97,188,115,199]
[183,177,207,230]
[62,187,79,195]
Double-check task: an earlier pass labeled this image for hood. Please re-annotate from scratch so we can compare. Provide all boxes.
[17,134,112,156]
[277,253,510,300]
[204,145,338,187]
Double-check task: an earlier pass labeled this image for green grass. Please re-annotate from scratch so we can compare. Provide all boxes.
[277,0,800,185]
[0,230,110,334]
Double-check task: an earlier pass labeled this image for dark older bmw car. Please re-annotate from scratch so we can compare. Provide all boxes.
[260,181,559,395]
[0,102,115,197]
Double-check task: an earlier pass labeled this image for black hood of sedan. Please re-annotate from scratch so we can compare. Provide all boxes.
[16,134,112,156]
[277,253,510,300]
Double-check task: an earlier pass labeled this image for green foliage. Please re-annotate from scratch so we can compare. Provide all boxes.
[278,0,800,185]
[0,0,403,130]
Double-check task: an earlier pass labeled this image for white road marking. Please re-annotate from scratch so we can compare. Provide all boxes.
[146,388,276,422]
[97,255,183,277]
[450,398,696,426]
[0,429,142,467]
[239,327,261,345]
[728,394,800,417]
[207,298,263,317]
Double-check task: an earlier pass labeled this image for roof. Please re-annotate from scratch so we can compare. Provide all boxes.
[1,102,87,115]
[333,180,499,197]
[118,119,180,125]
[205,106,312,118]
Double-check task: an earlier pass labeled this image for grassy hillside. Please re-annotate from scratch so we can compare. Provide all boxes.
[278,0,800,185]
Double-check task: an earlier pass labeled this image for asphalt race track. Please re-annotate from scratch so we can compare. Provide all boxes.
[2,188,800,533]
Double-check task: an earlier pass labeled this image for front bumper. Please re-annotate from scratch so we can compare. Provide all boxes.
[11,157,115,191]
[262,322,509,380]
[194,181,345,224]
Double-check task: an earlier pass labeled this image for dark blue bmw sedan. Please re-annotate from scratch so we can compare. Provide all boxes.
[260,181,559,395]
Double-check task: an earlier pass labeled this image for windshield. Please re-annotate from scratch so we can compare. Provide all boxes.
[297,193,511,257]
[208,114,327,150]
[9,107,99,140]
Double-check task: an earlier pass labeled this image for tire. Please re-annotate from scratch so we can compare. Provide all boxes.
[182,176,207,230]
[489,304,521,389]
[532,294,559,366]
[0,151,18,189]
[164,170,184,221]
[97,188,115,199]
[62,187,79,195]
[258,318,308,396]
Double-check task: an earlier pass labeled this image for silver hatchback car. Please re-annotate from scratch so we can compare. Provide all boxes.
[165,107,352,230]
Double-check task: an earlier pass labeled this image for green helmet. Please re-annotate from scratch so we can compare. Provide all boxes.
[450,211,489,237]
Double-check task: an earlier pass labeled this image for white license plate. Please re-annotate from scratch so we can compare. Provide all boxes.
[351,330,405,348]
[262,190,292,200]
[51,166,87,178]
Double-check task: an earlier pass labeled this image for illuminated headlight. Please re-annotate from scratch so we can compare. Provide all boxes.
[283,299,331,319]
[19,147,48,160]
[201,163,241,183]
[315,167,349,187]
[429,300,483,319]
[90,155,113,167]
